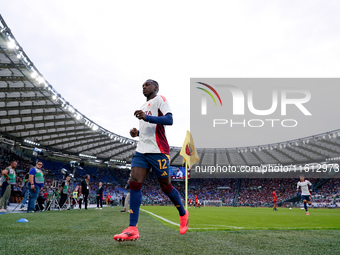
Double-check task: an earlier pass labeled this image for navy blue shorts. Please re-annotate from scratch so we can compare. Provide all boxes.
[301,195,311,202]
[131,152,170,178]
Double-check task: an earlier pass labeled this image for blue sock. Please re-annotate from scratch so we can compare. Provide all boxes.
[129,182,142,227]
[162,184,186,216]
[304,202,308,211]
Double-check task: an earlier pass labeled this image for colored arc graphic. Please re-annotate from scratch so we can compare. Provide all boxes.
[196,87,217,106]
[196,82,223,106]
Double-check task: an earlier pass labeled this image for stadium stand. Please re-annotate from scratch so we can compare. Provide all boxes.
[1,142,339,208]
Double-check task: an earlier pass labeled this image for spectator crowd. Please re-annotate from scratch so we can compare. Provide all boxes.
[1,144,339,210]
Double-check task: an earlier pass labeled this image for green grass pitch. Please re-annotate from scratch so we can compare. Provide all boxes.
[0,206,339,255]
[143,206,340,231]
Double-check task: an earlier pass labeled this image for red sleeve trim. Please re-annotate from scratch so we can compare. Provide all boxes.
[155,109,170,154]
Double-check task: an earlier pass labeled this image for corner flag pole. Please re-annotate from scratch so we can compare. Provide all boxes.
[185,161,188,210]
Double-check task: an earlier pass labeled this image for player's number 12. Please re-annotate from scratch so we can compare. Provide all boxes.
[158,159,167,169]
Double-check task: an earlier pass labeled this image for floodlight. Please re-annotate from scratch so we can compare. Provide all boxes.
[75,114,82,120]
[31,71,38,79]
[7,39,16,49]
[37,76,45,84]
[68,106,75,113]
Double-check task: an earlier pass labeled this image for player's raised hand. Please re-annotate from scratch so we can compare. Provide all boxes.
[134,110,146,120]
[130,128,138,137]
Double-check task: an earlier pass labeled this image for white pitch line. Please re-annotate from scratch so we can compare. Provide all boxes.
[197,224,245,229]
[189,228,220,230]
[140,209,243,230]
[141,209,180,226]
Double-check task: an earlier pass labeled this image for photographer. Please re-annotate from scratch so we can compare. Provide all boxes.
[79,175,90,210]
[120,174,131,213]
[0,161,17,212]
[59,175,71,209]
[27,161,44,213]
[19,171,30,210]
[36,189,46,211]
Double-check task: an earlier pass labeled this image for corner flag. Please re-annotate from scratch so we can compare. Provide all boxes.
[180,130,199,168]
[180,131,199,210]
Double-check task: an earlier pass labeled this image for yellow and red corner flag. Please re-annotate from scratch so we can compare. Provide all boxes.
[180,131,199,210]
[180,130,199,168]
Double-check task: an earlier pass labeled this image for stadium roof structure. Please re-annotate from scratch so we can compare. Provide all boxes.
[0,15,136,164]
[169,131,340,166]
[1,14,340,167]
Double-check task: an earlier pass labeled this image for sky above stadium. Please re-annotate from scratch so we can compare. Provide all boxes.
[2,1,340,148]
